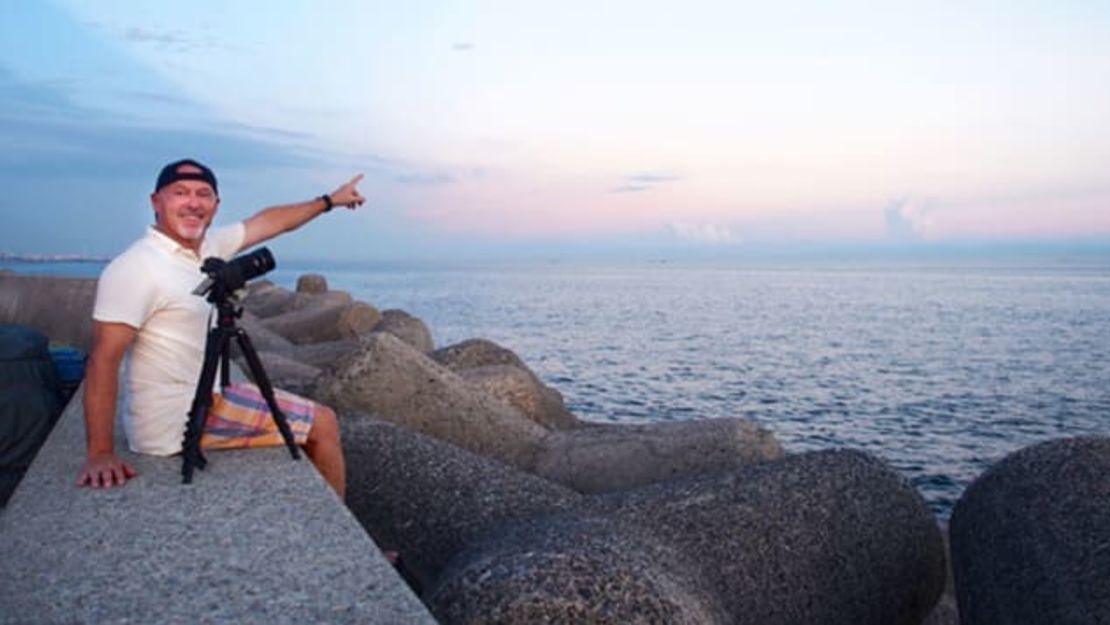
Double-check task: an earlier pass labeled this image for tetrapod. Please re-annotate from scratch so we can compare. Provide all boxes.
[181,252,299,484]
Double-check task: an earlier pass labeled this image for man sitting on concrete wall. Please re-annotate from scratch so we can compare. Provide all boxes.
[76,159,365,499]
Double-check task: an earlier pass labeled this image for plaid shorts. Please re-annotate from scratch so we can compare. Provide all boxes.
[200,382,316,450]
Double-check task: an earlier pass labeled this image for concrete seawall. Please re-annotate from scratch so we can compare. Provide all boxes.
[0,386,433,622]
[0,273,97,351]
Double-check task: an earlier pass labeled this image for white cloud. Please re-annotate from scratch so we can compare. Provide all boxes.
[885,198,933,241]
[669,221,740,245]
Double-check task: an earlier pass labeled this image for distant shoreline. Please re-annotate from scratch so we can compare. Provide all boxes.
[0,253,108,263]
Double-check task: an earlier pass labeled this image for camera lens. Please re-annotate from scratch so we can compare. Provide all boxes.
[234,248,275,282]
[222,247,276,291]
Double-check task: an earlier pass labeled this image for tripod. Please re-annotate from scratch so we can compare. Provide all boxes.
[181,279,300,484]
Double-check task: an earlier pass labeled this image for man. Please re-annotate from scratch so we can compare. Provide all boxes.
[76,158,363,499]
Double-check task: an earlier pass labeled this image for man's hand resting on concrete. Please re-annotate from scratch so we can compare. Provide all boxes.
[77,453,137,488]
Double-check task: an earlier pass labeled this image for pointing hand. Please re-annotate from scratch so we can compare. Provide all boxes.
[329,174,366,209]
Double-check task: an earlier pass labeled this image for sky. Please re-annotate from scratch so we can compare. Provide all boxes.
[2,1,1109,261]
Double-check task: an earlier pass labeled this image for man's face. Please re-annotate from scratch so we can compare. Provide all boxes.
[150,165,219,250]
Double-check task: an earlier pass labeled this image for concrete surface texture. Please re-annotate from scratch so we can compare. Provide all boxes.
[950,435,1110,625]
[372,309,435,354]
[342,416,947,625]
[318,332,550,469]
[0,387,434,625]
[535,417,783,493]
[0,274,97,351]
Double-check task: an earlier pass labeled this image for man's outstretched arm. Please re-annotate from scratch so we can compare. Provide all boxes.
[241,174,366,250]
[77,321,139,488]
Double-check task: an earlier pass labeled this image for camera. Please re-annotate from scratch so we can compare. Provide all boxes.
[192,247,275,298]
[183,245,298,484]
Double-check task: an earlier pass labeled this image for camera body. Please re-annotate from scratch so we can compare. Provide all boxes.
[193,247,275,300]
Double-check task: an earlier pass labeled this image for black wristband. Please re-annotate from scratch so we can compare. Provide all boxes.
[318,194,334,212]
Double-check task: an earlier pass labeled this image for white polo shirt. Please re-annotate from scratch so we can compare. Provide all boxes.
[93,224,246,455]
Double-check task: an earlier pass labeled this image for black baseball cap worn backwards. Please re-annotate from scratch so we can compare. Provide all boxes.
[155,158,218,195]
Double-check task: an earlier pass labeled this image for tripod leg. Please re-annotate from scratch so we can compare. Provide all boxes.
[220,345,231,391]
[234,329,301,460]
[182,326,229,483]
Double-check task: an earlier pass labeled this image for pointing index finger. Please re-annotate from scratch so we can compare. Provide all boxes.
[349,173,364,186]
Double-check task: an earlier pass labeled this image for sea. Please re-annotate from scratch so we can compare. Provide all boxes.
[6,256,1110,522]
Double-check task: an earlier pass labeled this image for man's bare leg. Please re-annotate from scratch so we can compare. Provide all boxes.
[304,405,346,500]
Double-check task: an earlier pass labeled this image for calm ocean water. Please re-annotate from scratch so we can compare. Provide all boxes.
[7,257,1110,521]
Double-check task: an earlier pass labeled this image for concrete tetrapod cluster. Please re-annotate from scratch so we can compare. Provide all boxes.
[244,275,956,623]
[315,331,785,492]
[342,417,947,625]
[236,276,784,494]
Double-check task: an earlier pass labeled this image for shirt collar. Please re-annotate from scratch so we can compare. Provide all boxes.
[145,226,204,262]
